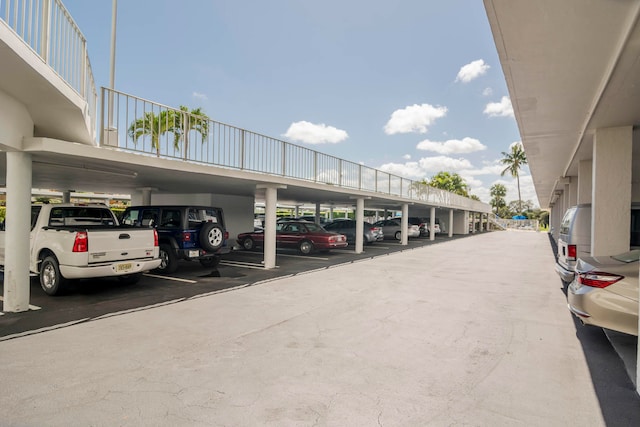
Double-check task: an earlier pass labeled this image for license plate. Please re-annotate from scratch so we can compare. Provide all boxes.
[116,262,133,272]
[189,250,199,258]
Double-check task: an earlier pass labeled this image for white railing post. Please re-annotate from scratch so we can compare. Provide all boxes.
[239,129,245,169]
[40,0,51,61]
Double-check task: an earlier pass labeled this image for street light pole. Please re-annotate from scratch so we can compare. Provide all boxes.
[108,0,117,131]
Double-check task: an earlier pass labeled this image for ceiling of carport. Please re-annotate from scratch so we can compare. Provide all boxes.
[2,138,445,212]
[484,0,640,207]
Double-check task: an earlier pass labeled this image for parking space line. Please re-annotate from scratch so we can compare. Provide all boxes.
[0,296,41,311]
[220,260,265,270]
[143,273,197,284]
[277,254,330,261]
[0,318,92,342]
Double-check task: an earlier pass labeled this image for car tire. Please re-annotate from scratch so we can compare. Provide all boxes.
[117,272,143,285]
[394,231,402,240]
[199,256,221,268]
[199,222,224,252]
[298,240,314,255]
[156,243,178,274]
[40,255,68,296]
[242,237,255,251]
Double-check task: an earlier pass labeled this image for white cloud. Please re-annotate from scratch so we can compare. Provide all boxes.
[192,91,208,101]
[482,87,493,96]
[455,59,490,83]
[379,155,473,180]
[384,103,447,135]
[416,137,487,155]
[484,96,514,118]
[461,164,505,176]
[403,154,411,160]
[282,121,348,144]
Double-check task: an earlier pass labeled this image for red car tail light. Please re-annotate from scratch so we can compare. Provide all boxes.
[181,232,192,242]
[224,231,229,240]
[153,229,159,247]
[72,231,88,252]
[567,244,577,260]
[577,272,623,288]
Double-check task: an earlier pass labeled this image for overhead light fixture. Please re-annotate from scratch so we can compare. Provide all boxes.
[33,161,138,178]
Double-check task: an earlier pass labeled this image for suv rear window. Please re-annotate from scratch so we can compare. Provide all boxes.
[559,207,576,235]
[188,207,220,227]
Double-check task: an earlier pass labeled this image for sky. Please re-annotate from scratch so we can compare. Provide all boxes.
[63,0,536,207]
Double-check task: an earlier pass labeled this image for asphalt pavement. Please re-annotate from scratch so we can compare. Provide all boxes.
[1,230,639,426]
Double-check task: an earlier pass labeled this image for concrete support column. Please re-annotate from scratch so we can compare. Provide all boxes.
[429,207,436,241]
[261,185,280,269]
[577,160,593,205]
[294,205,300,218]
[315,202,321,223]
[355,198,365,254]
[401,204,409,245]
[329,206,334,221]
[141,188,152,205]
[62,190,71,203]
[568,179,578,207]
[448,209,453,237]
[452,211,469,235]
[471,212,477,234]
[3,152,33,312]
[591,126,632,256]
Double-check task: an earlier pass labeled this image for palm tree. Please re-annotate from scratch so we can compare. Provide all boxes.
[500,143,528,212]
[490,183,507,214]
[429,171,469,197]
[128,110,179,156]
[173,106,209,158]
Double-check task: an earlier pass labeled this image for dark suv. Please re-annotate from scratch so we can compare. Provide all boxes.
[121,205,230,273]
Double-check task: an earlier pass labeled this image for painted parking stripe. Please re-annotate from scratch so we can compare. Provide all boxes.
[277,253,330,261]
[0,296,41,311]
[142,273,197,284]
[220,260,265,270]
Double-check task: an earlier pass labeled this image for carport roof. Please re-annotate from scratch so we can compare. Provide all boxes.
[484,0,640,208]
[4,137,464,212]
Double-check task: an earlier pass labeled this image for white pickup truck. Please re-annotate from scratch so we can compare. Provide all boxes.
[0,203,161,295]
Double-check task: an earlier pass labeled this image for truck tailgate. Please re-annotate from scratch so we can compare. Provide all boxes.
[86,228,157,264]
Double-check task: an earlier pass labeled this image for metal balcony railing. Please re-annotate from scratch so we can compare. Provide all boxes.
[0,0,97,140]
[100,87,492,213]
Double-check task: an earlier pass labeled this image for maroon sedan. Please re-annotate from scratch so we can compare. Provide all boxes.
[237,221,348,255]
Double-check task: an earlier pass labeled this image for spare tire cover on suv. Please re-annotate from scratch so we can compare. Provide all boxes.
[200,222,224,252]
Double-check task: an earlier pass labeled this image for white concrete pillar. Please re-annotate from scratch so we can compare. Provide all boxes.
[568,178,578,207]
[471,212,476,234]
[315,202,321,223]
[3,152,33,312]
[62,190,71,203]
[294,205,300,218]
[591,126,632,256]
[262,186,279,269]
[401,204,409,245]
[329,206,334,221]
[355,198,365,254]
[577,160,593,205]
[141,188,152,205]
[448,209,454,237]
[429,207,436,241]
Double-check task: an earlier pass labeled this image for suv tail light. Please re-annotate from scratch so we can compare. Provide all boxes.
[153,229,159,247]
[577,272,623,288]
[181,232,192,242]
[224,231,229,240]
[567,244,577,260]
[72,231,88,252]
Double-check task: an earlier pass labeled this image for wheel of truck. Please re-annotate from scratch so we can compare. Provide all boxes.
[199,223,224,252]
[199,255,221,268]
[298,240,314,255]
[117,273,143,285]
[40,255,68,296]
[155,243,178,274]
[394,231,402,240]
[242,237,256,251]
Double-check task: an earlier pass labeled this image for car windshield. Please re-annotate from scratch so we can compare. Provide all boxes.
[612,249,640,263]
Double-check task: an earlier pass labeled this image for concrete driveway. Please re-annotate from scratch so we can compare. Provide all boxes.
[1,230,639,426]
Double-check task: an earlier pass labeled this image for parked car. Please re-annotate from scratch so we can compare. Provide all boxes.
[121,205,231,274]
[555,204,592,284]
[567,249,639,336]
[296,215,329,225]
[237,220,348,254]
[555,204,640,284]
[395,217,430,237]
[0,204,161,295]
[425,217,442,234]
[372,219,420,240]
[323,220,384,245]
